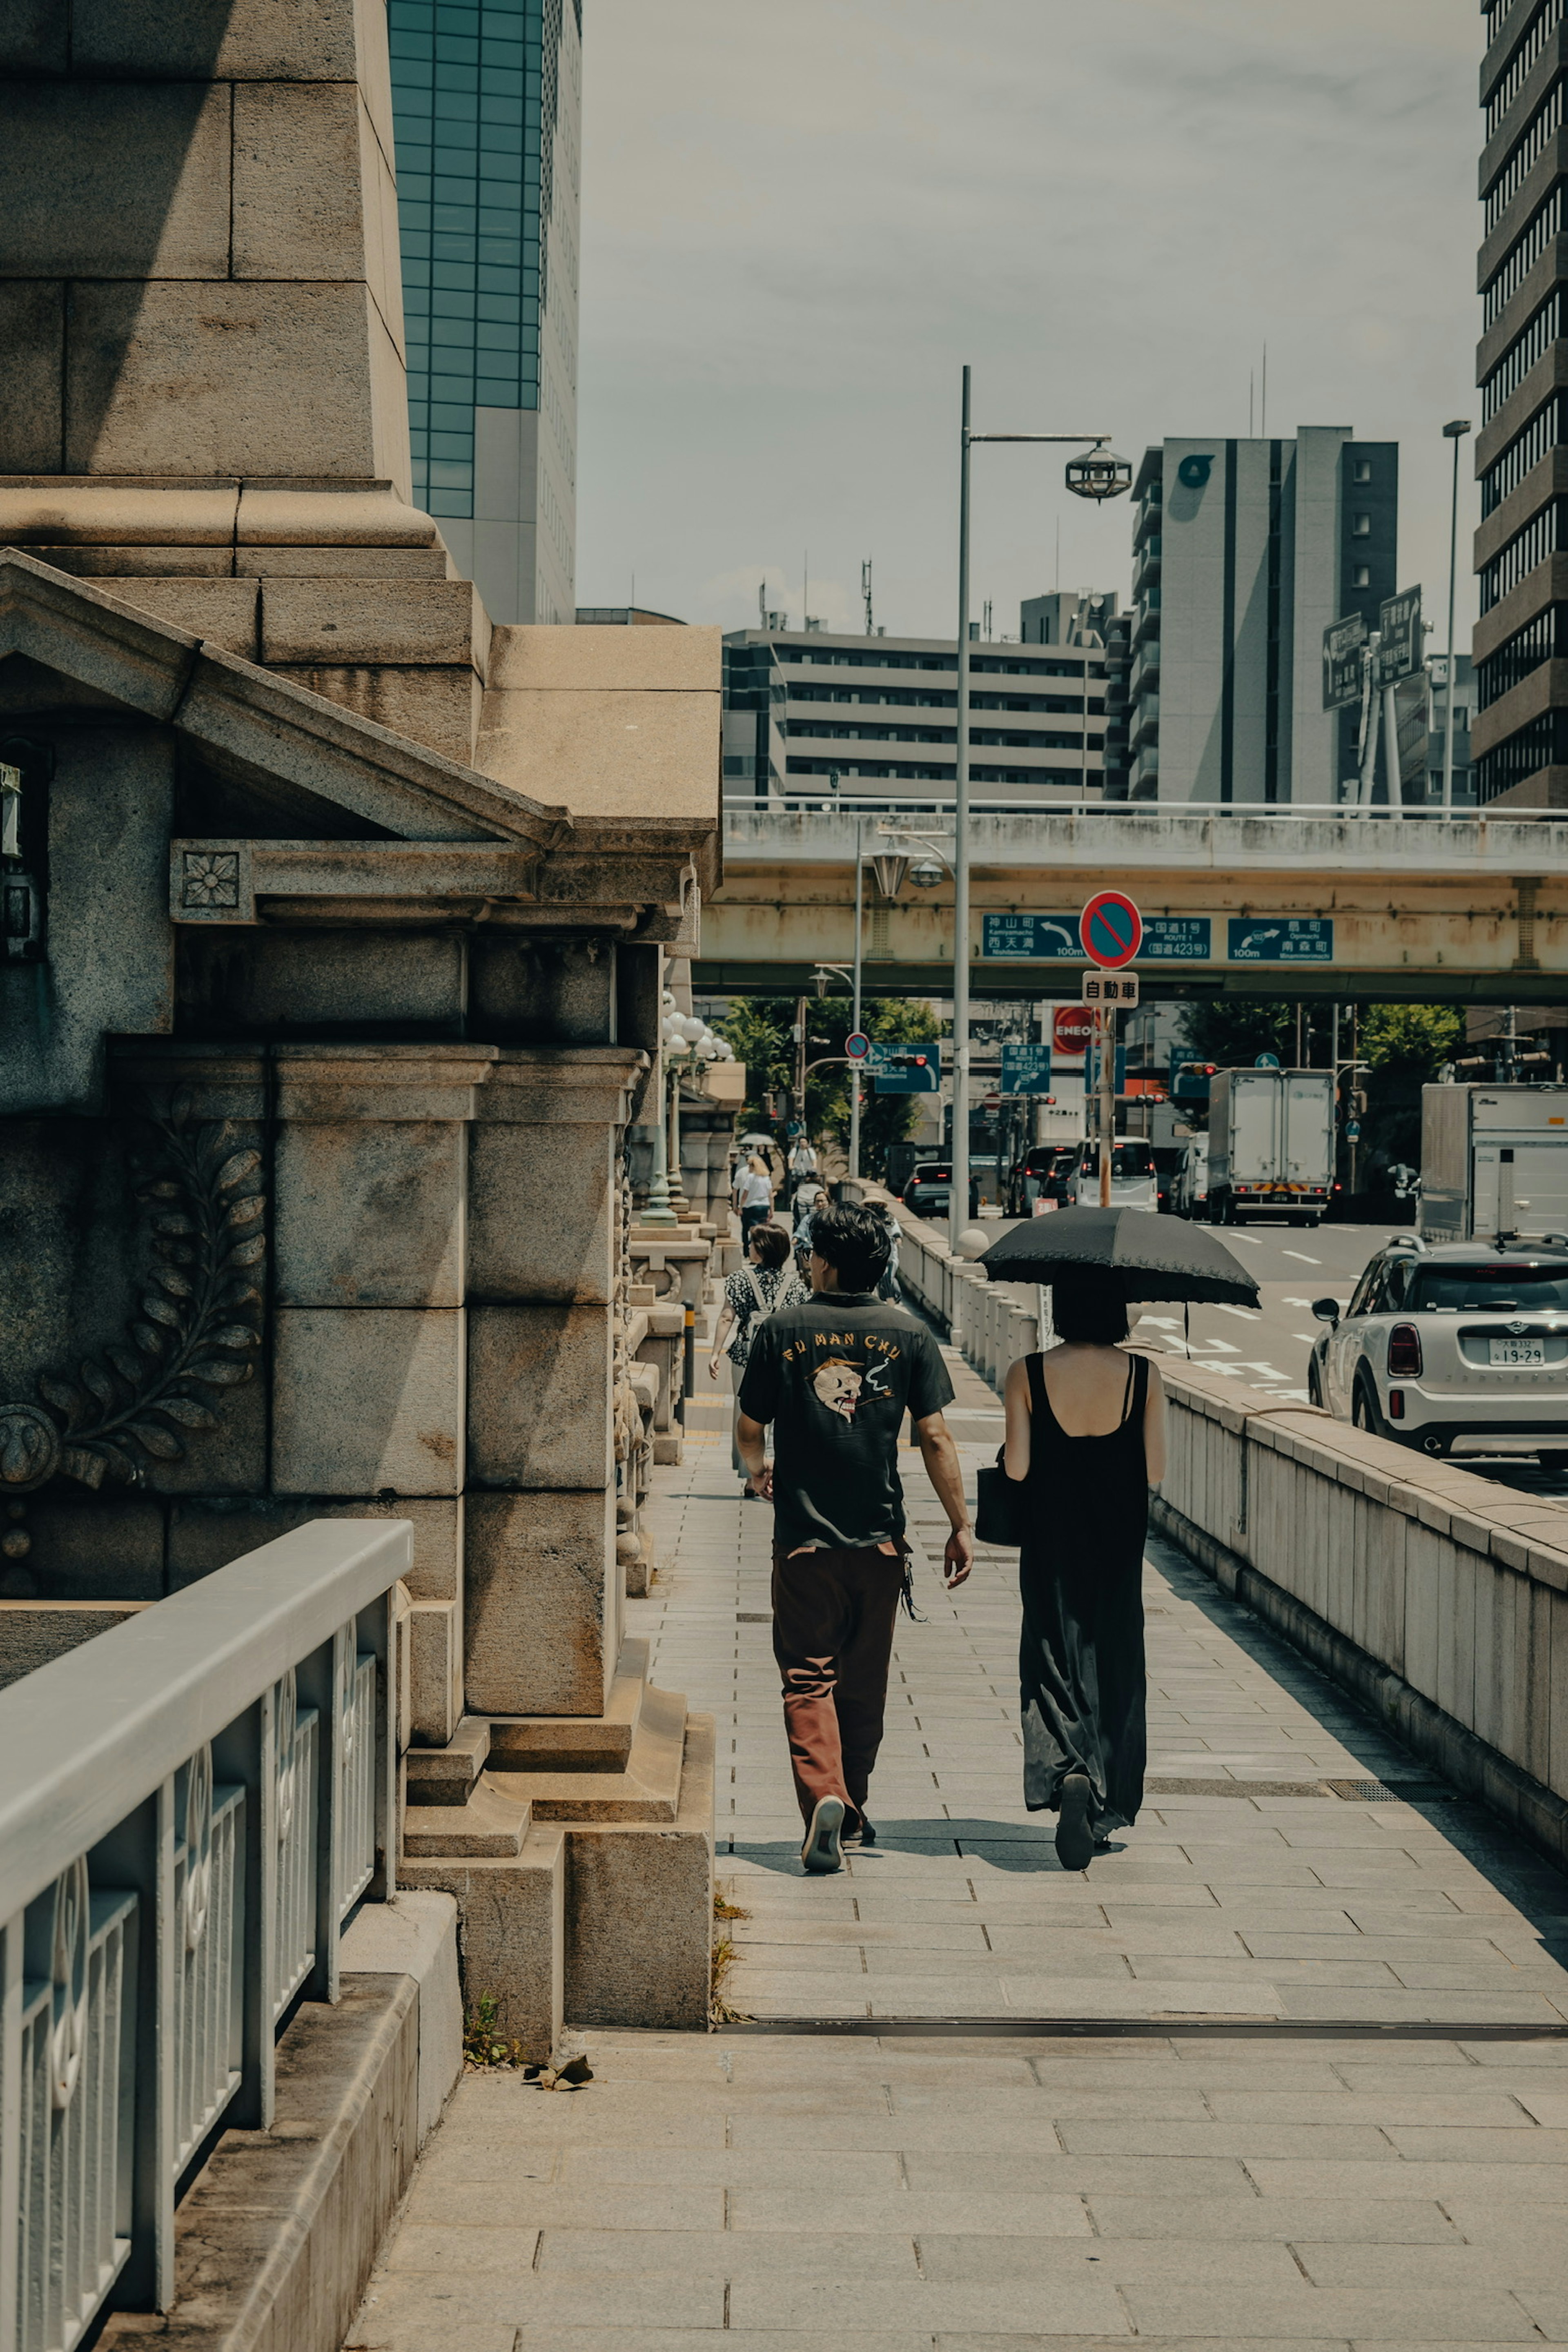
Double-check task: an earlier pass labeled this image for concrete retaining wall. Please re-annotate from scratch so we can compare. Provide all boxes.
[1155,1362,1568,1871]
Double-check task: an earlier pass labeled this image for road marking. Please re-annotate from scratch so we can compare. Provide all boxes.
[1282,1250,1321,1264]
[1225,1233,1262,1245]
[1189,1338,1240,1355]
[1292,1332,1319,1344]
[1211,1303,1259,1321]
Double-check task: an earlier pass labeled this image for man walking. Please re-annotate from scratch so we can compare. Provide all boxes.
[737,1200,975,1874]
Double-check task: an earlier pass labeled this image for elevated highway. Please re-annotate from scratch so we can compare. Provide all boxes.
[699,806,1568,1001]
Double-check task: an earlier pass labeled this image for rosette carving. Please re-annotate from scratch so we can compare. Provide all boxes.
[0,1090,266,1495]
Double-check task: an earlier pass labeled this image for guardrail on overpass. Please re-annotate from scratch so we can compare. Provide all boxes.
[885,1197,1568,1877]
[0,1518,415,2352]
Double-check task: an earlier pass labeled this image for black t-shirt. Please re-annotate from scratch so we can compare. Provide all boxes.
[737,1292,955,1552]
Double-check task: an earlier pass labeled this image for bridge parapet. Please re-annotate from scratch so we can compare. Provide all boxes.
[0,1516,413,2347]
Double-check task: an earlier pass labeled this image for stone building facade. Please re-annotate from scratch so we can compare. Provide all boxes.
[0,0,719,2046]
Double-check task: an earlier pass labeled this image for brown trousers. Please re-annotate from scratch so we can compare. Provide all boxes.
[771,1544,904,1831]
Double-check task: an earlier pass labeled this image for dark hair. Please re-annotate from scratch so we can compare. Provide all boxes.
[750,1221,791,1269]
[809,1200,892,1292]
[1051,1268,1130,1345]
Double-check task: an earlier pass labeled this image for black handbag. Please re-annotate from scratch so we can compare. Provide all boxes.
[975,1446,1029,1547]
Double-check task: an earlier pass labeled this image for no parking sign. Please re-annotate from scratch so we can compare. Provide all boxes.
[1079,891,1143,969]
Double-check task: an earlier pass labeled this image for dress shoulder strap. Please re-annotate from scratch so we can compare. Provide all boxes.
[1025,1349,1051,1428]
[1120,1350,1149,1429]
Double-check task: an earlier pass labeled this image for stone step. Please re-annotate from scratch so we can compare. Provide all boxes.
[402,1821,567,2064]
[403,1713,490,1806]
[403,1773,530,1858]
[490,1675,689,1823]
[485,1635,650,1774]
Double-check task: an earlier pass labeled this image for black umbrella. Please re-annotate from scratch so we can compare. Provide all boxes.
[978,1205,1260,1307]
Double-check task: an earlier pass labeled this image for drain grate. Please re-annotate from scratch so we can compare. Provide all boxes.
[1145,1776,1327,1799]
[737,1612,772,1624]
[1323,1777,1460,1804]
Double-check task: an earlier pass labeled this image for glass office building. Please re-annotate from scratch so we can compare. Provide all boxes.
[388,0,580,623]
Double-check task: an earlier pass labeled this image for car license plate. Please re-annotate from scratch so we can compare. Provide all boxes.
[1489,1338,1547,1367]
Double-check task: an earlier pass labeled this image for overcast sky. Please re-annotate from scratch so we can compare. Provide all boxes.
[576,0,1483,643]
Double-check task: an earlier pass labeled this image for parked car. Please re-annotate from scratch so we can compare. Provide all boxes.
[1005,1145,1075,1217]
[1307,1236,1568,1466]
[1150,1145,1184,1215]
[902,1161,981,1220]
[1172,1137,1210,1220]
[1067,1138,1159,1212]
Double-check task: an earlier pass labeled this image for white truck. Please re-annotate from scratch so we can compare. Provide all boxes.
[1419,1084,1568,1243]
[1206,1067,1336,1226]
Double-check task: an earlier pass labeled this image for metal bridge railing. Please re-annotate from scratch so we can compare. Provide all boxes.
[0,1517,409,2352]
[722,794,1492,823]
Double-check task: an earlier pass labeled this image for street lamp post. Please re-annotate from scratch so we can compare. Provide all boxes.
[948,365,1129,1254]
[849,818,865,1180]
[1442,419,1472,816]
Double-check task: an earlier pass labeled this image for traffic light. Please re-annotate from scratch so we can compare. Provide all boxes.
[1171,1060,1218,1101]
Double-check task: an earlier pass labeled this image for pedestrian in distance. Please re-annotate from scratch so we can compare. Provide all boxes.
[737,1152,775,1243]
[708,1221,806,1486]
[737,1200,975,1875]
[791,1181,824,1274]
[1000,1267,1165,1872]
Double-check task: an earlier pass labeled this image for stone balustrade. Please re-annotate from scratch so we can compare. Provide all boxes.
[0,1516,455,2352]
[1154,1361,1568,1874]
[873,1191,1041,1383]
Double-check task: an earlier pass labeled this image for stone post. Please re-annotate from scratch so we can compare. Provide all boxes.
[464,1047,647,1717]
[270,1042,498,1746]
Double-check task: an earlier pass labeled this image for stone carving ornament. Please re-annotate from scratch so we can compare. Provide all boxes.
[0,1091,266,1501]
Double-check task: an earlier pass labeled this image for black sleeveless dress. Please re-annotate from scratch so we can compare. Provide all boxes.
[1018,1349,1149,1836]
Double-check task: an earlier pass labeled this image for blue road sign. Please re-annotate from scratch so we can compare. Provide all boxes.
[1227,917,1334,964]
[1255,1052,1281,1069]
[982,913,1083,960]
[1000,1043,1054,1096]
[1142,917,1212,960]
[867,1040,941,1093]
[986,913,1214,961]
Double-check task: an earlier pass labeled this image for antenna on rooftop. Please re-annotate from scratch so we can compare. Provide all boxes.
[861,558,874,636]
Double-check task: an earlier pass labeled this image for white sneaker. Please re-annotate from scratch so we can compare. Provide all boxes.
[800,1795,846,1874]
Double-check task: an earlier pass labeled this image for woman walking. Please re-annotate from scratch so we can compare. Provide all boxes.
[737,1152,775,1243]
[1001,1266,1165,1871]
[709,1221,804,1485]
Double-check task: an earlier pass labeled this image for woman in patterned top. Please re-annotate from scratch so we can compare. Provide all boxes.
[708,1221,806,1483]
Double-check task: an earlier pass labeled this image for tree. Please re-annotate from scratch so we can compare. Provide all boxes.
[1359,1003,1464,1176]
[1177,997,1296,1069]
[710,993,940,1175]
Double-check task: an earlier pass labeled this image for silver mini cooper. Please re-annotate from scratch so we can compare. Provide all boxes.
[1308,1236,1568,1468]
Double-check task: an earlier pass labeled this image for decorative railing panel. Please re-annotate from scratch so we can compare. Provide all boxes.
[336,1652,378,1924]
[13,1878,136,2352]
[171,1771,243,2179]
[272,1684,318,2024]
[0,1517,409,2352]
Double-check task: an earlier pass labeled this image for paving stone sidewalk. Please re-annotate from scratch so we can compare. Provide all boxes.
[349,1348,1568,2351]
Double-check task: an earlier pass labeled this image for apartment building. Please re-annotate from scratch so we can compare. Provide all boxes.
[1127,432,1398,803]
[1471,0,1568,804]
[722,604,1118,808]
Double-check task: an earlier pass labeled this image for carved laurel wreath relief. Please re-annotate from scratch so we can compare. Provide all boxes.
[0,1091,267,1507]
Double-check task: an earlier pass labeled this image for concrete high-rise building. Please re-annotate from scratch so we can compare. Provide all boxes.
[1471,2,1568,807]
[722,604,1119,808]
[1126,432,1398,804]
[389,0,580,624]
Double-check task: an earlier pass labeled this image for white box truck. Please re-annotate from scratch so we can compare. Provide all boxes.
[1419,1085,1568,1242]
[1207,1067,1336,1226]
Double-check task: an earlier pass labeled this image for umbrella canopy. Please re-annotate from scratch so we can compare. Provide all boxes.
[978,1206,1260,1307]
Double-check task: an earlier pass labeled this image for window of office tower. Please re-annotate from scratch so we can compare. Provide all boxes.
[388,0,566,520]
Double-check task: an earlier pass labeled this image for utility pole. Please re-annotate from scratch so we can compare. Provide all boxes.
[793,995,807,1140]
[849,820,865,1180]
[951,366,975,1253]
[1356,634,1382,810]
